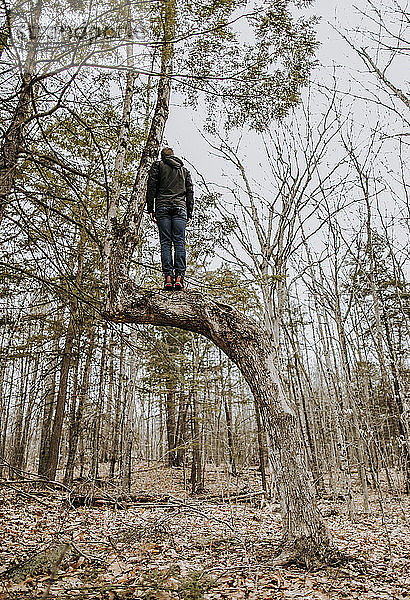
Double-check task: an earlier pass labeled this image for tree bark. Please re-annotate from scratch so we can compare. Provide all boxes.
[40,313,75,480]
[91,324,108,479]
[18,352,40,472]
[110,329,124,478]
[254,399,268,494]
[175,391,188,467]
[222,359,237,476]
[38,321,60,477]
[190,388,204,494]
[165,387,178,467]
[39,229,85,480]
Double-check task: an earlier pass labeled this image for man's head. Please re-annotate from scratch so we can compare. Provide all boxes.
[161,147,174,160]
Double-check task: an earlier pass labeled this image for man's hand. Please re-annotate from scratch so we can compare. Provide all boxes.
[150,213,156,223]
[186,218,191,227]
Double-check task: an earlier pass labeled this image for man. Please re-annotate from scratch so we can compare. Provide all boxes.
[146,147,194,290]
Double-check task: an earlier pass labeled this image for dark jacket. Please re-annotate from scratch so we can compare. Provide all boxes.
[146,155,194,219]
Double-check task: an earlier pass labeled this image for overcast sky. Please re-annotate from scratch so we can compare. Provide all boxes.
[161,0,409,280]
[165,0,406,171]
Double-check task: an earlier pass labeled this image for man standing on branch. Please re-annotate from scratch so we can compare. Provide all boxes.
[146,147,194,290]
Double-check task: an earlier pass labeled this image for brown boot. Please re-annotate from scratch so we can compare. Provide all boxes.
[164,275,173,290]
[174,275,183,290]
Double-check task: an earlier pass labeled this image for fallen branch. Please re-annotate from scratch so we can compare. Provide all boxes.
[66,493,172,508]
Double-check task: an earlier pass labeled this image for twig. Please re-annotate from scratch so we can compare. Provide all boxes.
[70,541,106,564]
[15,489,53,507]
[0,460,73,493]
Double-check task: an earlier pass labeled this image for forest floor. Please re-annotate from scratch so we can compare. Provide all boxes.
[0,463,409,600]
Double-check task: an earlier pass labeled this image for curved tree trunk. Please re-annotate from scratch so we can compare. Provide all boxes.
[102,0,338,568]
[103,284,337,566]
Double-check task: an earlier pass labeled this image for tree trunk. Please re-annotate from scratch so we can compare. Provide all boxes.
[40,313,76,480]
[10,355,29,474]
[254,398,268,494]
[222,360,237,476]
[91,324,108,479]
[103,286,337,565]
[165,387,178,467]
[64,331,95,486]
[175,391,188,467]
[110,330,124,479]
[190,388,204,494]
[0,0,41,224]
[38,316,60,476]
[18,352,40,472]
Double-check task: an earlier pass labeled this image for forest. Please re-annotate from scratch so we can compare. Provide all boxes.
[0,0,409,598]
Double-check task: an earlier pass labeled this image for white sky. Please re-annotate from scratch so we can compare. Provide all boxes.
[165,0,407,170]
[162,0,409,282]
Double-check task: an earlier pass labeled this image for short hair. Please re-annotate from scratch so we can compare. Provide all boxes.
[161,147,174,160]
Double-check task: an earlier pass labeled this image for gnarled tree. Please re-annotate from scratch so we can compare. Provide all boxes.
[102,0,339,567]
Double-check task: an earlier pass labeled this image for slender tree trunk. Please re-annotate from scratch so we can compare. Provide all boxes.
[0,360,14,476]
[38,319,60,476]
[190,388,204,494]
[0,348,7,473]
[40,313,76,480]
[110,330,124,478]
[39,226,85,481]
[18,352,40,472]
[175,392,188,467]
[165,386,178,467]
[222,359,237,476]
[0,0,41,223]
[120,327,138,487]
[64,331,95,486]
[10,355,29,474]
[92,324,108,479]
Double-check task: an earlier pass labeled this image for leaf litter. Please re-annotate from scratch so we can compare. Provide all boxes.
[0,465,409,600]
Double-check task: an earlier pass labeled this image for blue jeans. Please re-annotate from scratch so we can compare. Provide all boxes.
[156,205,187,279]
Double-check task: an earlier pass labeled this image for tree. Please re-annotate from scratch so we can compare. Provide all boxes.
[101,0,338,566]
